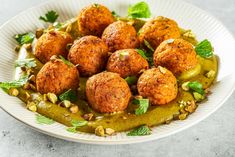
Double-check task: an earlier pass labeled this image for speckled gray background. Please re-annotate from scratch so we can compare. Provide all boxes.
[0,0,235,157]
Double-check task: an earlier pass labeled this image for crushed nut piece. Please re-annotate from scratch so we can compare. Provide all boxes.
[36,28,44,39]
[27,101,37,112]
[47,93,58,104]
[205,70,216,78]
[159,66,166,74]
[181,82,190,91]
[95,126,105,136]
[83,113,94,121]
[69,105,79,114]
[9,88,19,96]
[179,113,188,120]
[105,128,115,135]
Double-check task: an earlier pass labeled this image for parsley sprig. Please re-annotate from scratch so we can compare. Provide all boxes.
[0,75,29,91]
[15,58,36,69]
[39,10,59,23]
[66,120,88,133]
[14,32,35,45]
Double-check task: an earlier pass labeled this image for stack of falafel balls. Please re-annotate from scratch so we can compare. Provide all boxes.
[35,4,198,114]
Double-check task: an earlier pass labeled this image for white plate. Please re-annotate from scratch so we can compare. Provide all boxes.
[0,0,235,145]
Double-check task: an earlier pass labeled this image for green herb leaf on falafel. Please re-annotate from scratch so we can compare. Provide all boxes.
[133,98,149,115]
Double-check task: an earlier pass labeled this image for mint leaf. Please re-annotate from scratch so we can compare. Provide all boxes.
[0,75,29,90]
[128,1,151,19]
[66,120,88,133]
[127,125,151,136]
[59,89,77,102]
[133,98,149,115]
[36,114,55,125]
[187,81,205,95]
[59,55,74,67]
[14,32,35,45]
[39,10,59,23]
[71,120,88,127]
[15,58,36,69]
[195,39,213,58]
[66,127,77,133]
[125,76,138,85]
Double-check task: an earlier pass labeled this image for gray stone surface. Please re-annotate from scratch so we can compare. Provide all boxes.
[0,0,235,156]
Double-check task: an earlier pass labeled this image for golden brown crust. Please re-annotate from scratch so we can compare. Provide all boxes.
[153,38,198,76]
[36,59,79,95]
[139,16,181,49]
[106,49,149,78]
[137,67,178,105]
[102,21,139,52]
[34,31,73,64]
[68,36,109,76]
[78,4,114,36]
[86,72,131,113]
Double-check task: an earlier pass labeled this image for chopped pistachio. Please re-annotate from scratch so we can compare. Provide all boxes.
[95,126,105,137]
[205,70,216,78]
[83,113,94,121]
[181,82,190,91]
[62,100,71,108]
[105,128,115,135]
[193,92,205,102]
[27,101,37,112]
[182,30,196,39]
[36,28,44,39]
[69,105,79,114]
[66,43,72,51]
[9,88,19,96]
[159,66,166,74]
[179,113,188,120]
[43,94,47,101]
[50,55,58,61]
[180,108,187,114]
[25,92,31,100]
[47,93,58,104]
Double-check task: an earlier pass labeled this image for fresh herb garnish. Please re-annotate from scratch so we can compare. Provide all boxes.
[187,81,205,95]
[125,76,138,85]
[14,32,35,45]
[133,98,149,115]
[195,39,213,58]
[15,58,36,69]
[36,114,55,125]
[59,55,74,67]
[135,49,148,59]
[0,75,29,91]
[127,125,151,136]
[66,120,88,133]
[59,89,77,102]
[111,11,120,18]
[39,10,59,23]
[144,39,154,52]
[128,1,151,19]
[53,22,63,29]
[94,3,100,8]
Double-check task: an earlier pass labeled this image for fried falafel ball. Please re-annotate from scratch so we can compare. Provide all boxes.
[102,21,139,52]
[139,16,181,49]
[137,67,178,105]
[36,59,79,95]
[68,36,109,76]
[86,72,131,113]
[34,30,73,64]
[153,38,198,76]
[78,4,115,36]
[106,49,149,78]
